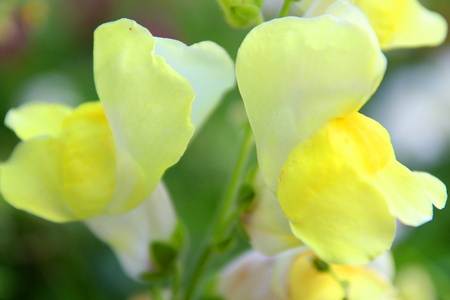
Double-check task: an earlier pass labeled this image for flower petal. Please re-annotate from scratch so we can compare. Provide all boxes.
[154,37,235,129]
[0,138,76,222]
[373,161,435,226]
[413,171,447,210]
[1,102,118,221]
[278,113,396,264]
[93,19,195,212]
[85,182,176,280]
[377,168,447,226]
[355,0,447,50]
[4,102,72,140]
[302,0,447,50]
[236,8,386,191]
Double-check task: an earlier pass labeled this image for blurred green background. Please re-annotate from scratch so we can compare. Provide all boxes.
[1,0,450,299]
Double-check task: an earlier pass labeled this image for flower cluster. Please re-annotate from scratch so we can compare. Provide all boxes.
[0,0,448,298]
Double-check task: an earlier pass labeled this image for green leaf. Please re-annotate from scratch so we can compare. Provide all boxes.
[150,241,179,271]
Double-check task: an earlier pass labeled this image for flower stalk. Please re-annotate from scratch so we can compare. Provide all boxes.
[184,122,254,300]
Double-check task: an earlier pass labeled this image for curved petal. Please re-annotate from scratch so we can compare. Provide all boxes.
[93,19,195,213]
[278,113,396,264]
[154,37,235,130]
[413,171,447,210]
[302,0,447,50]
[236,9,386,192]
[373,160,435,226]
[85,182,176,280]
[0,138,76,222]
[5,102,72,141]
[355,0,447,50]
[0,102,118,222]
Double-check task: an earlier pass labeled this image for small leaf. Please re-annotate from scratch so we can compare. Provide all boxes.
[150,241,178,271]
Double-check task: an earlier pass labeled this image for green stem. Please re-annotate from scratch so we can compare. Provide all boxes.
[171,264,181,300]
[214,123,254,239]
[150,286,165,300]
[279,0,293,17]
[184,245,214,300]
[184,123,254,300]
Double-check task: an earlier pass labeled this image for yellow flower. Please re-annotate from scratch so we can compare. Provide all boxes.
[0,18,234,222]
[218,249,397,299]
[236,1,447,264]
[299,0,447,50]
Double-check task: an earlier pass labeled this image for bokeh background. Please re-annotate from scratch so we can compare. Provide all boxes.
[0,0,450,299]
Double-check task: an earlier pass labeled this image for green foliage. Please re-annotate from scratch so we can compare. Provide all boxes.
[216,0,263,27]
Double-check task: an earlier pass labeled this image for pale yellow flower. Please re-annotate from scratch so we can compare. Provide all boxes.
[236,1,447,264]
[299,0,447,49]
[0,18,234,222]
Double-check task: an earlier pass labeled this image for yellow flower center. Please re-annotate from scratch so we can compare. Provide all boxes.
[61,102,117,219]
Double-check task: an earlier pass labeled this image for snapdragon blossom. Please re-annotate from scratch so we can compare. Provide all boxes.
[0,18,234,222]
[236,1,447,264]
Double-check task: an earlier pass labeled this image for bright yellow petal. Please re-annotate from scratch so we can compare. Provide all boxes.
[353,0,408,48]
[289,251,396,299]
[4,102,72,140]
[0,138,76,222]
[154,37,235,130]
[93,19,195,213]
[278,112,446,263]
[302,0,447,50]
[60,102,116,219]
[236,10,386,192]
[355,0,447,50]
[278,113,396,264]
